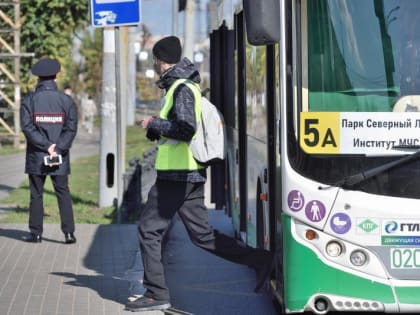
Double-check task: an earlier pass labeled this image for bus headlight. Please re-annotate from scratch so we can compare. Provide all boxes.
[350,250,367,266]
[326,241,343,257]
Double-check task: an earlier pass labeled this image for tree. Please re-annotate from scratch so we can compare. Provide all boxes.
[19,0,89,91]
[78,28,103,102]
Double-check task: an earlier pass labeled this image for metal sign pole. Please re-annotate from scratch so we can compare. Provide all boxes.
[91,0,141,219]
[115,25,123,223]
[98,28,117,208]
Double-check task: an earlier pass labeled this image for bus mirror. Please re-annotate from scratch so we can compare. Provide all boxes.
[243,0,280,46]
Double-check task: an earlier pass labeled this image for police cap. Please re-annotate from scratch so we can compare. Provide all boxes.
[31,58,61,77]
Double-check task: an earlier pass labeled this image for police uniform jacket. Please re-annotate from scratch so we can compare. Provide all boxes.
[20,80,78,175]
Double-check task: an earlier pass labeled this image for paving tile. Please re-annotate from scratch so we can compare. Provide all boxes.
[0,210,277,315]
[0,224,143,315]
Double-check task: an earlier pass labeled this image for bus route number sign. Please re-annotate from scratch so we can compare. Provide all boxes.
[300,112,340,154]
[299,112,420,156]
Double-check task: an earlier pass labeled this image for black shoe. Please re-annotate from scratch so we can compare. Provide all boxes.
[254,252,274,293]
[64,233,76,244]
[125,296,171,312]
[24,233,42,243]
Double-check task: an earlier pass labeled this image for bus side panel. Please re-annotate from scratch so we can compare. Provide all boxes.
[244,42,269,248]
[228,127,241,234]
[209,26,233,210]
[245,137,267,248]
[282,215,395,312]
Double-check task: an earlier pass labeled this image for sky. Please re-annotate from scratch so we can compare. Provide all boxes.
[140,0,209,39]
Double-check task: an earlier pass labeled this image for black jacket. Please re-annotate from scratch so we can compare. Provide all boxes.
[149,57,200,141]
[148,57,206,183]
[20,80,78,175]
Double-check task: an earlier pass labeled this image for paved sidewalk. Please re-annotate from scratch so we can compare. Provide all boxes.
[0,223,160,315]
[0,126,276,314]
[0,212,277,315]
[164,211,277,315]
[0,127,163,314]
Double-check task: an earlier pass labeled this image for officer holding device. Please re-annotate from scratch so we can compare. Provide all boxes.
[20,57,78,244]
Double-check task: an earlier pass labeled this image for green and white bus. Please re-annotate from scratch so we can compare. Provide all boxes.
[208,0,420,313]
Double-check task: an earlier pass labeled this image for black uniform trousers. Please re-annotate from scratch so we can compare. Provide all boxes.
[138,179,270,301]
[28,174,75,236]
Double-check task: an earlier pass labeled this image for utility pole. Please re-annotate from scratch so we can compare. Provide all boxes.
[183,0,195,60]
[172,0,178,36]
[98,26,129,212]
[114,26,129,222]
[196,0,202,41]
[92,0,140,221]
[99,28,117,207]
[126,26,136,126]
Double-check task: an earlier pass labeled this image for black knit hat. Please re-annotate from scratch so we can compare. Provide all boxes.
[31,58,61,77]
[152,36,182,64]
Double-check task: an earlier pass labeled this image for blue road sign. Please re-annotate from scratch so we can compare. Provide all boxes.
[90,0,141,27]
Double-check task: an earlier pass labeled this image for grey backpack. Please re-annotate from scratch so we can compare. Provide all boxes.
[190,94,226,165]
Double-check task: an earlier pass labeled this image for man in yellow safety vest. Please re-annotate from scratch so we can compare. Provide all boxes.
[126,36,273,312]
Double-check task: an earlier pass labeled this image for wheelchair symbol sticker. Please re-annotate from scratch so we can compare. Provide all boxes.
[287,190,305,212]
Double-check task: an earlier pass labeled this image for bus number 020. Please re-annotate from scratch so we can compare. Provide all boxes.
[391,248,420,269]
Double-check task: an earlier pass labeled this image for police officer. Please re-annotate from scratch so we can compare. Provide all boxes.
[20,57,78,244]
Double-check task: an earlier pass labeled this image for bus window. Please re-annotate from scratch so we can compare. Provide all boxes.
[294,0,420,199]
[246,43,268,141]
[304,0,420,113]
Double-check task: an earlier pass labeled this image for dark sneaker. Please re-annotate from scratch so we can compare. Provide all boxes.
[125,296,171,312]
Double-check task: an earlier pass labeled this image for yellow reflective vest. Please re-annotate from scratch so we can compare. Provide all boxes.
[155,79,205,171]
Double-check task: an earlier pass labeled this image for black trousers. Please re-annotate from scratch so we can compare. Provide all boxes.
[28,174,75,236]
[138,179,270,301]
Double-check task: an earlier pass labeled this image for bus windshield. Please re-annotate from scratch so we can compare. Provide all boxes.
[293,0,420,199]
[306,0,420,112]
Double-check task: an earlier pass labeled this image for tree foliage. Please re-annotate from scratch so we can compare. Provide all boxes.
[78,28,103,102]
[19,0,89,91]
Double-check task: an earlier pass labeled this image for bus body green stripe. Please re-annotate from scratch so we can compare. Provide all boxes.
[282,215,395,311]
[394,287,420,304]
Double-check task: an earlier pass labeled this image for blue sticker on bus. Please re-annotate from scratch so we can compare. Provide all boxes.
[330,213,352,234]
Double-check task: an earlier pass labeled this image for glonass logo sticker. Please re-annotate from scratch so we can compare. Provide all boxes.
[385,221,398,234]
